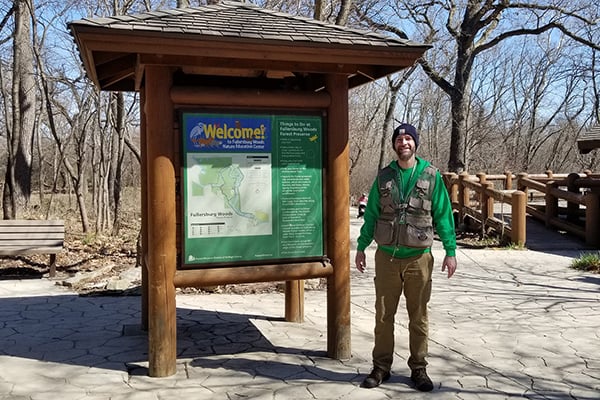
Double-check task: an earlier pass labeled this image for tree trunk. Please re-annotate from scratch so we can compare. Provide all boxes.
[314,0,323,20]
[112,93,126,235]
[335,0,353,26]
[447,33,475,173]
[378,83,400,169]
[449,92,467,172]
[4,0,35,219]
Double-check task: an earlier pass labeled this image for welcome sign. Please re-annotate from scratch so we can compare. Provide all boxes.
[181,111,324,267]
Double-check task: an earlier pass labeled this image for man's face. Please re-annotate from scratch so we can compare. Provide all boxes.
[394,134,416,161]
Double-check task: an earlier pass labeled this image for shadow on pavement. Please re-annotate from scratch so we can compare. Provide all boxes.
[0,293,323,376]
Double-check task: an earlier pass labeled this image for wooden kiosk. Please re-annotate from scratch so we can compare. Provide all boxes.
[69,2,429,377]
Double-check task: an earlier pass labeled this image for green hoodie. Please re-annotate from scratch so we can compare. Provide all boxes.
[357,156,457,258]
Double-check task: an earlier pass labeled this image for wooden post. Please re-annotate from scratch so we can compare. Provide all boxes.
[516,173,528,196]
[285,280,304,322]
[49,254,57,278]
[511,191,526,246]
[477,172,491,235]
[545,182,558,228]
[584,192,600,247]
[284,278,304,321]
[442,172,458,206]
[145,66,177,377]
[481,182,494,227]
[325,74,351,360]
[140,87,149,331]
[476,172,486,185]
[505,171,512,190]
[458,172,470,221]
[566,173,580,223]
[486,183,495,219]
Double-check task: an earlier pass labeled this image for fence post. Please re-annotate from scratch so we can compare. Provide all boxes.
[505,171,513,190]
[478,182,493,236]
[511,191,527,246]
[585,192,600,247]
[477,172,487,185]
[566,173,580,224]
[516,172,528,197]
[442,172,458,206]
[481,183,494,218]
[545,182,558,228]
[458,172,469,222]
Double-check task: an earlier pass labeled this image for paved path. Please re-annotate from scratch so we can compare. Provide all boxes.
[0,215,598,399]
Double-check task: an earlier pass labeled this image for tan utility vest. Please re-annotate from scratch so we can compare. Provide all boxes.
[373,164,438,249]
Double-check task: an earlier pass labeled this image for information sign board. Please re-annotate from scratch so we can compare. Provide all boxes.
[181,111,324,266]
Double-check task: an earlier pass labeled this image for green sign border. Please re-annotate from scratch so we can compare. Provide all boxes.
[180,110,326,268]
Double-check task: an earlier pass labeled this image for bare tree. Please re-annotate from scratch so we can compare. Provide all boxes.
[36,64,96,232]
[3,0,35,219]
[575,47,600,171]
[348,82,387,195]
[110,92,126,235]
[349,84,385,174]
[377,78,401,169]
[82,1,149,234]
[357,0,600,172]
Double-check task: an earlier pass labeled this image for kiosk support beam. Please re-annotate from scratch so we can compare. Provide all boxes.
[145,66,177,377]
[140,87,149,331]
[325,73,351,359]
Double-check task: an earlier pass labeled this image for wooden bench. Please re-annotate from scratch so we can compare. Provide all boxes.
[0,220,65,277]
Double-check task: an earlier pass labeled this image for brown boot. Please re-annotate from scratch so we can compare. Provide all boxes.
[361,367,391,388]
[410,368,433,392]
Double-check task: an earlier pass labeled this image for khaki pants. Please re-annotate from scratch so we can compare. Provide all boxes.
[372,248,434,372]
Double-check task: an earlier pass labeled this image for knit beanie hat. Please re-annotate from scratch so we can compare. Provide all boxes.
[392,123,419,149]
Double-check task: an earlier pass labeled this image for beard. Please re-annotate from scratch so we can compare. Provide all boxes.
[395,147,415,161]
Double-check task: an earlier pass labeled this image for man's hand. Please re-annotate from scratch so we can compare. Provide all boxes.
[355,250,367,273]
[442,255,457,278]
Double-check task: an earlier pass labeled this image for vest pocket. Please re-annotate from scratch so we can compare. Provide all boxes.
[398,214,433,248]
[374,217,396,246]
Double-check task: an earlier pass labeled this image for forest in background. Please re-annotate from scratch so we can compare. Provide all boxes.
[1,0,600,240]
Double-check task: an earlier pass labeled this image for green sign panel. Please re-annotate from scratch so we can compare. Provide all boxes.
[182,112,324,267]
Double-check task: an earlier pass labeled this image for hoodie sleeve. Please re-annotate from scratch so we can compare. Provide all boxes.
[431,170,457,256]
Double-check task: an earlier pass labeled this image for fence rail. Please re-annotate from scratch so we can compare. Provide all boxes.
[443,170,600,248]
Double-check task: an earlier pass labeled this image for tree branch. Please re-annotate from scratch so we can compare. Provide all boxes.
[0,4,15,31]
[475,22,600,57]
[354,5,409,39]
[417,57,455,96]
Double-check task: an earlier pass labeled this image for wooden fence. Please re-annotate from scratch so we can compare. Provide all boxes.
[442,170,600,247]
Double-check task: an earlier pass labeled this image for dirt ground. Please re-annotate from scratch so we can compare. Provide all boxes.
[0,233,328,296]
[0,193,499,296]
[0,200,326,295]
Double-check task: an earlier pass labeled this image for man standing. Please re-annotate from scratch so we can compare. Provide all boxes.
[355,123,457,392]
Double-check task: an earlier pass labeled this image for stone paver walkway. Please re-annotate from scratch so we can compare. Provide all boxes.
[0,215,598,399]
